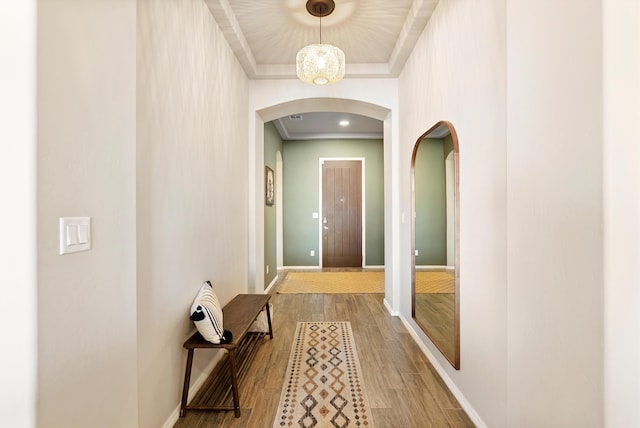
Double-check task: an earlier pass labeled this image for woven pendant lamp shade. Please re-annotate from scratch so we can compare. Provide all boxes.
[296,43,345,85]
[296,0,345,85]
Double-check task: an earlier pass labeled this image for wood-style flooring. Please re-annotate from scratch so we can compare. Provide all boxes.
[174,274,475,428]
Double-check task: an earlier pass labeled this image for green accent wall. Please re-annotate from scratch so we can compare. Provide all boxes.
[283,138,384,266]
[264,122,282,288]
[414,137,450,265]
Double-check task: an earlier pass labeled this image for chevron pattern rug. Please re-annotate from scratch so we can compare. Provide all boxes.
[273,322,374,428]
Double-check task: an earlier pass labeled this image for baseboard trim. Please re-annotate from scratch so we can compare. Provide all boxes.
[161,350,224,428]
[398,314,487,428]
[415,265,455,270]
[383,298,399,316]
[282,265,321,270]
[264,274,278,294]
[283,265,385,270]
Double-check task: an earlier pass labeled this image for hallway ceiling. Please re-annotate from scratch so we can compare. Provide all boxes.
[273,112,383,140]
[205,1,440,139]
[205,0,440,80]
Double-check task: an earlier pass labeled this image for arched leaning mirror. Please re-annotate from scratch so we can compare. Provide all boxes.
[411,120,460,369]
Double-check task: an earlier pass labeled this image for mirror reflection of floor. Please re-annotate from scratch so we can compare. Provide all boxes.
[415,293,455,359]
[414,270,455,361]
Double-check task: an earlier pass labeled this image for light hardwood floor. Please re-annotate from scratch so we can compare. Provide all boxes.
[174,275,475,428]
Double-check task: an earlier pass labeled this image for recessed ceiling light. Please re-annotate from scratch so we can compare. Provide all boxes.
[339,120,349,126]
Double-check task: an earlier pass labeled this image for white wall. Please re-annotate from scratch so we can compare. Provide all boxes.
[0,1,37,427]
[507,1,604,426]
[136,1,250,426]
[36,1,139,427]
[603,0,640,426]
[398,1,638,426]
[398,0,507,426]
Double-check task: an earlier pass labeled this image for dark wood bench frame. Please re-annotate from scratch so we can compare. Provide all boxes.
[180,294,273,418]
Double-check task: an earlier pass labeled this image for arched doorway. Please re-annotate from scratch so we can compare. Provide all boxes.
[249,97,399,315]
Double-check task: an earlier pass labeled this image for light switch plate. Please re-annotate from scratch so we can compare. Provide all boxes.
[59,217,91,255]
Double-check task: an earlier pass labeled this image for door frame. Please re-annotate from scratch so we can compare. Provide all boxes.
[318,157,366,268]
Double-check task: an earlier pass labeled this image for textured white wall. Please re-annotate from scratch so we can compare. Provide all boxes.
[36,1,139,427]
[399,1,634,426]
[603,0,640,426]
[136,1,249,426]
[0,2,37,427]
[507,1,604,426]
[398,0,507,426]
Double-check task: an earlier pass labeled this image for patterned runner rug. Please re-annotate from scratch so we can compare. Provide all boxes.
[273,322,374,427]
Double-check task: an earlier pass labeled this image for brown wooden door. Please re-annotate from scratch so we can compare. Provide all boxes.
[322,160,362,267]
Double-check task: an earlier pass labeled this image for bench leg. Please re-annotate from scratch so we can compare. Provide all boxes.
[265,302,274,339]
[228,348,241,417]
[180,348,194,417]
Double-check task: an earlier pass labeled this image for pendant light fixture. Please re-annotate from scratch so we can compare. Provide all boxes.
[296,0,345,85]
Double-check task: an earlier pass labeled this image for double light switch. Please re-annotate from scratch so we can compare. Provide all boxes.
[59,217,91,255]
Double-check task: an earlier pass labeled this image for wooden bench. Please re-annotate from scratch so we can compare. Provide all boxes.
[180,294,273,418]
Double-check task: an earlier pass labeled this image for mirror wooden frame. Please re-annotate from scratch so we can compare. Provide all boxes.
[410,120,460,369]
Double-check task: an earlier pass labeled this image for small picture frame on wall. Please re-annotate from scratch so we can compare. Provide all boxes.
[265,166,274,206]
